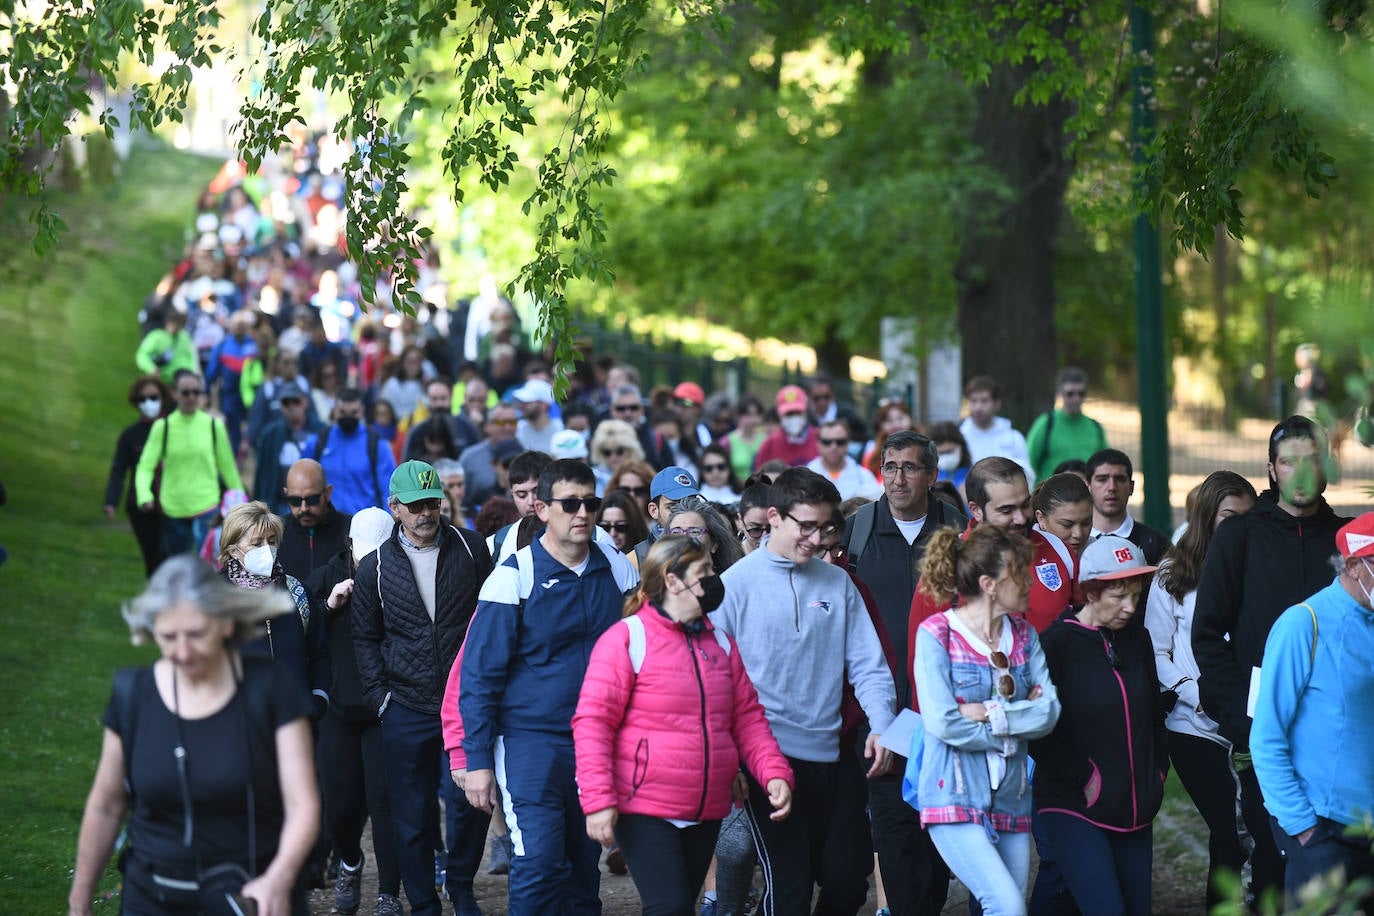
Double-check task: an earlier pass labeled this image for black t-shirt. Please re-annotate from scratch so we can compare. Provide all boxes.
[104,656,308,873]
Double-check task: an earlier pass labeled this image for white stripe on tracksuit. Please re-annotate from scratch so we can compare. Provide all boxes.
[493,736,525,858]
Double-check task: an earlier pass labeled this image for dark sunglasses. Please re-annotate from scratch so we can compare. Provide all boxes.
[284,492,324,508]
[743,524,768,539]
[612,403,642,413]
[818,437,849,447]
[701,463,729,473]
[605,447,627,457]
[599,520,629,532]
[617,485,649,498]
[548,496,602,514]
[402,498,443,513]
[280,397,304,407]
[177,388,203,397]
[989,651,1015,698]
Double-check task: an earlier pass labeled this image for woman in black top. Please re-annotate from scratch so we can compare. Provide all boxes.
[68,555,319,916]
[1030,535,1168,916]
[104,375,171,576]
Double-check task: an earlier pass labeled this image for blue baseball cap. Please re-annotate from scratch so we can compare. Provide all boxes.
[651,466,700,500]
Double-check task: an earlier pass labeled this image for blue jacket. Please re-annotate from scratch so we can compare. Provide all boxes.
[305,424,396,515]
[1252,579,1374,836]
[205,334,258,405]
[460,537,639,771]
[913,611,1059,832]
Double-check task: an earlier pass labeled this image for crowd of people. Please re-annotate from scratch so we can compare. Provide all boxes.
[71,168,1374,916]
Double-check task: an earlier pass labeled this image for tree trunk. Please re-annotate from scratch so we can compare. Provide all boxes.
[955,48,1075,430]
[813,321,854,381]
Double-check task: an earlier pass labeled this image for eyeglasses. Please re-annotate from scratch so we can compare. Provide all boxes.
[669,525,707,538]
[138,396,162,406]
[816,544,848,561]
[284,492,324,507]
[782,511,823,537]
[989,650,1015,698]
[1062,388,1087,399]
[819,437,849,447]
[548,496,602,514]
[743,524,768,540]
[605,447,627,457]
[490,418,518,427]
[881,462,929,478]
[177,388,203,398]
[613,403,642,414]
[402,498,443,513]
[676,397,700,408]
[599,521,628,532]
[701,463,728,474]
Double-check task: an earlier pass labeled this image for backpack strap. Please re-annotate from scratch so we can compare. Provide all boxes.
[624,615,647,674]
[1034,409,1056,473]
[848,501,877,566]
[513,546,535,626]
[112,667,146,793]
[1300,602,1318,667]
[313,424,332,461]
[366,426,381,506]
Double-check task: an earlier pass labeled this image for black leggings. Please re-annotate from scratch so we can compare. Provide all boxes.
[1166,731,1245,908]
[615,814,721,916]
[316,710,401,896]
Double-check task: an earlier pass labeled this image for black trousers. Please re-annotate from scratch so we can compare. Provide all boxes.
[867,773,949,916]
[1238,760,1286,902]
[615,814,722,916]
[317,709,401,896]
[129,506,166,577]
[1167,731,1245,909]
[744,752,873,916]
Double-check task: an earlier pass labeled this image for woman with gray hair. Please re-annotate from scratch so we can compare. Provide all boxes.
[667,495,745,573]
[69,555,320,916]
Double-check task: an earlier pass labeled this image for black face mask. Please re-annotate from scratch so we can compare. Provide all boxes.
[336,415,361,434]
[693,574,726,614]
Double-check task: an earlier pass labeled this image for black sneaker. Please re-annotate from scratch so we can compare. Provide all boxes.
[375,894,404,916]
[334,854,363,915]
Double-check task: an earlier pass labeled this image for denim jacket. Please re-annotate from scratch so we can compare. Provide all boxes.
[913,610,1061,833]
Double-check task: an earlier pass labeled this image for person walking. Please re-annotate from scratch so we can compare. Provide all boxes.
[105,375,171,576]
[573,535,794,915]
[1024,368,1107,483]
[913,524,1061,916]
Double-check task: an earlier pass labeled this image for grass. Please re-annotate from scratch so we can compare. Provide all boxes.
[0,142,220,911]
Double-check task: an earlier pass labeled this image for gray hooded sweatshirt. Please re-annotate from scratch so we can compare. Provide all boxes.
[712,544,896,762]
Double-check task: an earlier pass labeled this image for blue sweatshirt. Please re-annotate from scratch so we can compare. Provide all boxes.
[304,424,396,515]
[1252,579,1374,836]
[460,537,639,772]
[711,544,896,762]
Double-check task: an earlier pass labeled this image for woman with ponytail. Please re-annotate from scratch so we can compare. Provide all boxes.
[572,535,793,915]
[913,525,1061,916]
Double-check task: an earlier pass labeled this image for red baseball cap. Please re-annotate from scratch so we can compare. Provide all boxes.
[1337,513,1374,559]
[776,385,808,415]
[673,382,705,406]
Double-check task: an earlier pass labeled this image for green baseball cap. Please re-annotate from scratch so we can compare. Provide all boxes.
[390,460,444,504]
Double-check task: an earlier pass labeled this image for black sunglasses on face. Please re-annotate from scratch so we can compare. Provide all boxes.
[284,492,324,508]
[599,521,628,531]
[613,403,642,413]
[549,496,602,514]
[701,463,728,473]
[177,388,203,397]
[818,437,849,447]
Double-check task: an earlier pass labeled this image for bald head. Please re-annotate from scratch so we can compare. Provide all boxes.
[285,459,332,527]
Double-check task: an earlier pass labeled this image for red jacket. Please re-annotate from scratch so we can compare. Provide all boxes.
[572,603,794,821]
[907,523,1076,710]
[753,428,820,469]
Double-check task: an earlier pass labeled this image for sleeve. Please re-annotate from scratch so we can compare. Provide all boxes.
[104,427,134,507]
[1191,516,1252,748]
[842,580,896,734]
[571,623,635,814]
[441,623,472,764]
[913,627,1000,751]
[727,636,795,790]
[907,579,948,711]
[134,332,159,374]
[459,565,523,771]
[1093,420,1108,452]
[205,342,223,385]
[1028,634,1096,790]
[374,435,398,505]
[1250,605,1319,837]
[299,579,331,705]
[134,418,166,507]
[349,554,389,714]
[708,573,742,639]
[213,418,244,492]
[1024,414,1048,479]
[1144,572,1195,706]
[264,658,311,727]
[984,624,1060,741]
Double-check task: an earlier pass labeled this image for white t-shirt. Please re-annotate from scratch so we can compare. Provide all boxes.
[893,515,927,545]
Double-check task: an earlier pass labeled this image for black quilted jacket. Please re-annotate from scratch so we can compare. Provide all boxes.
[352,522,493,716]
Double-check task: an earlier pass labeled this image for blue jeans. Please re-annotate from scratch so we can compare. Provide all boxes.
[1271,815,1374,908]
[1036,814,1152,916]
[380,702,489,916]
[160,507,218,558]
[928,823,1030,916]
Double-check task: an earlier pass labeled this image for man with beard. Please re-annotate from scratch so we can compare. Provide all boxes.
[1193,415,1350,904]
[306,387,397,514]
[278,458,351,582]
[353,461,494,915]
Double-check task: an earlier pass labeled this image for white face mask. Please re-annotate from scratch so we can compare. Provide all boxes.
[138,398,162,419]
[1358,559,1374,608]
[242,544,277,577]
[937,452,961,473]
[781,415,808,438]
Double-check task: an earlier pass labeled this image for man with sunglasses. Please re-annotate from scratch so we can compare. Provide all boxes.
[353,461,495,916]
[461,460,639,914]
[278,458,350,583]
[807,419,882,501]
[713,467,897,916]
[1025,367,1108,483]
[135,368,245,557]
[1193,415,1350,903]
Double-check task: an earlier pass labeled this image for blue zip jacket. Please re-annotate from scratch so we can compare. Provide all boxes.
[460,537,639,772]
[1252,579,1374,837]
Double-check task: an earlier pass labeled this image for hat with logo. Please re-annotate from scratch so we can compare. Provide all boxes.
[1078,535,1157,584]
[776,384,809,415]
[509,379,556,405]
[651,466,700,500]
[674,382,706,406]
[550,428,589,460]
[1336,513,1374,559]
[389,460,444,504]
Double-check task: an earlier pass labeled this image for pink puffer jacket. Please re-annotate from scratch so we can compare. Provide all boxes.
[572,603,793,821]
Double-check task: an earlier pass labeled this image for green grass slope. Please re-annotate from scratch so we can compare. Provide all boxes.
[0,144,220,911]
